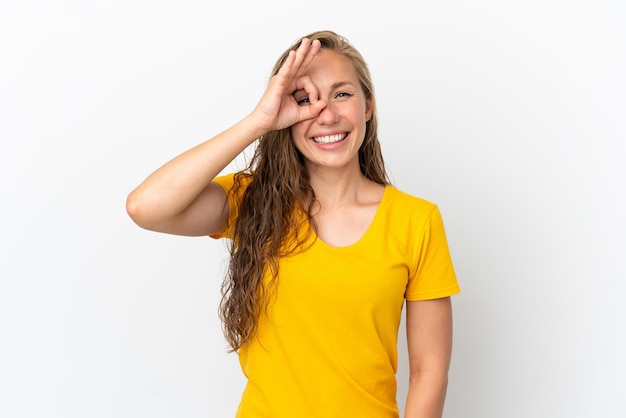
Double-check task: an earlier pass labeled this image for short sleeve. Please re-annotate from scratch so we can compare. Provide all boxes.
[405,205,460,301]
[209,173,246,240]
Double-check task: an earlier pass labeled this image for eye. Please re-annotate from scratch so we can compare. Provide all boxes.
[296,96,311,106]
[293,90,311,106]
[335,91,353,99]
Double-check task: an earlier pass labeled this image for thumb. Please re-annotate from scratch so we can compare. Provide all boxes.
[302,99,327,120]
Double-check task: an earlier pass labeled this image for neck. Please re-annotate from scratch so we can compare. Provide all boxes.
[306,163,370,208]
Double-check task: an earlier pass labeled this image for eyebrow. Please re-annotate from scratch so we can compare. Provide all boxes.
[331,81,357,90]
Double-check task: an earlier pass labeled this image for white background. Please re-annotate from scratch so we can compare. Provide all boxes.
[1,1,625,417]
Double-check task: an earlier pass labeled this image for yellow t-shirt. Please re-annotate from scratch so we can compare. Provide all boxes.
[212,173,460,418]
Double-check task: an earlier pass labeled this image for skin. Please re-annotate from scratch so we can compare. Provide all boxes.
[290,50,372,175]
[290,49,384,247]
[404,297,453,418]
[126,37,453,418]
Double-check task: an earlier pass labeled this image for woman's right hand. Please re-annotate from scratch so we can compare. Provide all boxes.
[249,38,327,133]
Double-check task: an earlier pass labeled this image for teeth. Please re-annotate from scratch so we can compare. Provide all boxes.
[312,134,345,144]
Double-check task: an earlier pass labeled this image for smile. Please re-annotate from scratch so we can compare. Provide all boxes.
[312,133,347,144]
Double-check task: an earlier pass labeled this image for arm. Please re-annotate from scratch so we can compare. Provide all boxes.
[126,38,327,236]
[125,117,264,236]
[404,297,453,418]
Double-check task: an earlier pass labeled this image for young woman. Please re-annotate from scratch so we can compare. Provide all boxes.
[127,30,460,418]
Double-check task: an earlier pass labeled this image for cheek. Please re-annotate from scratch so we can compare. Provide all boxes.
[290,120,312,141]
[289,125,306,156]
[290,123,303,137]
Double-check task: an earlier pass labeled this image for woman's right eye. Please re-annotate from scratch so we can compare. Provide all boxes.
[296,96,310,106]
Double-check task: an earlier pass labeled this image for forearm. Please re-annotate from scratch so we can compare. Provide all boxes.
[126,114,265,223]
[404,370,449,418]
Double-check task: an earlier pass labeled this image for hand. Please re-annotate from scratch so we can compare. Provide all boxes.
[250,38,327,132]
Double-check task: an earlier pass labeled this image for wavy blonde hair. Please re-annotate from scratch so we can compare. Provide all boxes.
[219,30,390,351]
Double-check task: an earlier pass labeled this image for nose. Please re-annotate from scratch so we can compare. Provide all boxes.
[316,101,340,125]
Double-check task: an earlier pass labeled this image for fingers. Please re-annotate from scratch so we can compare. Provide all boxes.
[277,38,320,80]
[294,75,319,104]
[300,99,327,121]
[299,39,321,70]
[290,38,312,75]
[253,38,323,130]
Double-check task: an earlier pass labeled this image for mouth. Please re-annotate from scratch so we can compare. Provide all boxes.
[311,133,348,145]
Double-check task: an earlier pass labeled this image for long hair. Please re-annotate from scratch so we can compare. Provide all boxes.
[219,30,390,351]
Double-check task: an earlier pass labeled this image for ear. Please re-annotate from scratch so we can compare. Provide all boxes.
[365,96,373,122]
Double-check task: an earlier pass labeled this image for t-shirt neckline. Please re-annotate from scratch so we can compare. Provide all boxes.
[313,185,391,251]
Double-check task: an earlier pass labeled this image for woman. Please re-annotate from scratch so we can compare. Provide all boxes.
[127,30,460,418]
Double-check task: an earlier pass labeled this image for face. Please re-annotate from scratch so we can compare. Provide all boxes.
[290,50,372,174]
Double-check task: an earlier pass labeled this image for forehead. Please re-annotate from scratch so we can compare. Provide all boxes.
[304,50,359,84]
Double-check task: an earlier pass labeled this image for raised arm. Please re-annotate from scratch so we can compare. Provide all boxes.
[126,38,327,236]
[404,297,453,418]
[126,117,263,236]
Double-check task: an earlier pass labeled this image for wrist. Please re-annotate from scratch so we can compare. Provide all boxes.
[240,112,272,139]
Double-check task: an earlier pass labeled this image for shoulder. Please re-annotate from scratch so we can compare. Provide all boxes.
[384,186,438,217]
[213,171,254,193]
[209,172,255,240]
[380,186,450,241]
[213,171,255,219]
